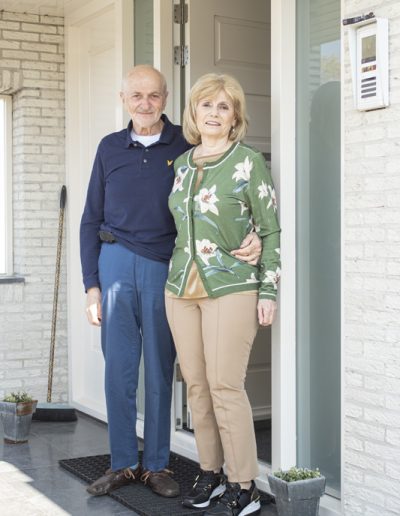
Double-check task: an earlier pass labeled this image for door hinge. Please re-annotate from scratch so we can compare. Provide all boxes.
[174,3,188,24]
[175,363,184,382]
[174,45,189,67]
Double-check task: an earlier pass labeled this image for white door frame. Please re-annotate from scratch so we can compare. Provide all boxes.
[270,0,297,475]
[66,0,133,420]
[64,1,341,511]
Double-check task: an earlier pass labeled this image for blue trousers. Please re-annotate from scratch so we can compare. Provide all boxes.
[98,243,176,471]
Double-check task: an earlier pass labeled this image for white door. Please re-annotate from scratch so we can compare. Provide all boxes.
[177,0,272,426]
[187,0,271,153]
[66,0,133,421]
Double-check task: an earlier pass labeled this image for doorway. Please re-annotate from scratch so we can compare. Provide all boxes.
[171,0,273,466]
[66,0,298,484]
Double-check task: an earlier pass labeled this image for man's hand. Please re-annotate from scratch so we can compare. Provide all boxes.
[86,287,102,326]
[231,232,261,265]
[257,299,277,326]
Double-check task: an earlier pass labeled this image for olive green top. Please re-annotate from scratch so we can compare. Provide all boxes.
[166,142,281,299]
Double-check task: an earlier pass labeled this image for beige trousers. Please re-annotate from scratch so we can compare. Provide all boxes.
[165,293,259,482]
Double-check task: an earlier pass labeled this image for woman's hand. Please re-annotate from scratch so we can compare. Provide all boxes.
[257,299,277,326]
[231,232,261,265]
[86,287,102,326]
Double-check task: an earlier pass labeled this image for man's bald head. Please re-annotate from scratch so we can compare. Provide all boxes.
[121,65,168,96]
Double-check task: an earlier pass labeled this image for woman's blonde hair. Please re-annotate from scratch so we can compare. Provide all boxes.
[183,73,248,145]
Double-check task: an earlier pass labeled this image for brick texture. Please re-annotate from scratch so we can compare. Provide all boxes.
[0,11,67,403]
[343,1,400,515]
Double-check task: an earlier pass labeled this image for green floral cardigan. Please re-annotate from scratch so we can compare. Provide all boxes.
[165,142,281,299]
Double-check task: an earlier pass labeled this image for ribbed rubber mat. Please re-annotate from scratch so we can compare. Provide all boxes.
[59,452,274,516]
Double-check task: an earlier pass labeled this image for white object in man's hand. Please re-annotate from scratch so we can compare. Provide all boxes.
[86,287,102,326]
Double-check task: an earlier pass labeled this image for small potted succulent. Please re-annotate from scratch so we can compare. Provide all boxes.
[268,466,326,516]
[0,391,38,443]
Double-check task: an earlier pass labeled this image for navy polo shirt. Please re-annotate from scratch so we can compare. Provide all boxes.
[80,114,191,291]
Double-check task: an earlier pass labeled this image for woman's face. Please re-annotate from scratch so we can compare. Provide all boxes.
[195,90,236,142]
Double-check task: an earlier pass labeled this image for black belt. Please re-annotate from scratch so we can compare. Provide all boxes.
[99,230,117,243]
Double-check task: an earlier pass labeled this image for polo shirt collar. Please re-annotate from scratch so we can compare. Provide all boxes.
[124,114,175,148]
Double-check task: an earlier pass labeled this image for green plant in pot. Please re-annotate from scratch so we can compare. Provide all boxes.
[268,467,326,516]
[0,391,38,443]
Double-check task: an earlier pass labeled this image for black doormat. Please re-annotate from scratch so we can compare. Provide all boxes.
[59,452,274,516]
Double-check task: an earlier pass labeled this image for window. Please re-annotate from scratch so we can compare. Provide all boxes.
[134,0,154,65]
[0,95,12,275]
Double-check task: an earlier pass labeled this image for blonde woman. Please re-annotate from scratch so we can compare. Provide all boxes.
[165,73,281,516]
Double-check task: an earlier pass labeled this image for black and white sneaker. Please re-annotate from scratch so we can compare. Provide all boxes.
[182,469,226,508]
[204,480,261,516]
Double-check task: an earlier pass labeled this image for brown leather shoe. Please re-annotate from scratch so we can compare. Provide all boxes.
[87,464,142,496]
[140,468,180,498]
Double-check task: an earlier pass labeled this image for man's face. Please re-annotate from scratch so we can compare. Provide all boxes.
[120,70,167,135]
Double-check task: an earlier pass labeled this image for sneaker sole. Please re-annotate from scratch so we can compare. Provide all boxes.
[238,499,261,516]
[184,483,226,509]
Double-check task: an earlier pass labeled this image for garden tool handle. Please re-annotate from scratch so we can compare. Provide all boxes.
[47,185,67,403]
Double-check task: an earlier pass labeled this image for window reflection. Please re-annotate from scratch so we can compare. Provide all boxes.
[296,0,341,498]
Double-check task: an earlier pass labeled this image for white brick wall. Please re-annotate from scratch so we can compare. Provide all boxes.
[344,1,400,515]
[0,11,67,402]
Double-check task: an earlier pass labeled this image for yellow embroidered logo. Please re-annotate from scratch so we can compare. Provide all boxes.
[167,160,173,166]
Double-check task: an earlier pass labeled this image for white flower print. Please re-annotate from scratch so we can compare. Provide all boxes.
[275,248,281,255]
[194,185,219,215]
[239,201,249,215]
[267,185,277,212]
[258,182,278,212]
[196,239,218,266]
[258,181,269,200]
[246,273,259,284]
[232,156,253,182]
[172,167,189,193]
[262,267,281,290]
[184,246,191,255]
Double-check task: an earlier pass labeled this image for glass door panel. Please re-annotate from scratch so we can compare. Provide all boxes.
[296,0,341,497]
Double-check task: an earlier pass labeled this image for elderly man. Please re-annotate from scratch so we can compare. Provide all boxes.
[80,65,260,498]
